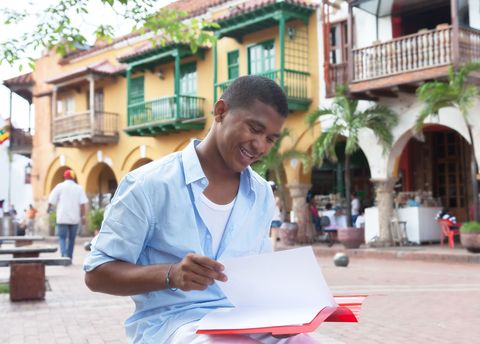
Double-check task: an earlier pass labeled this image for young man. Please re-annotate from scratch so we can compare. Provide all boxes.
[84,76,319,343]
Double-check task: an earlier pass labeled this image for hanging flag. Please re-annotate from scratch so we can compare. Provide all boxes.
[0,126,10,144]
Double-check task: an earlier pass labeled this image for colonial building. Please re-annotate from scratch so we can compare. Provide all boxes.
[320,0,480,242]
[3,0,320,237]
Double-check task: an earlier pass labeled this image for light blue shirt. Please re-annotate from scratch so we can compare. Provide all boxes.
[84,140,274,343]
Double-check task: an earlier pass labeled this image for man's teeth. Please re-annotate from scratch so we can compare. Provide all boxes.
[241,147,254,159]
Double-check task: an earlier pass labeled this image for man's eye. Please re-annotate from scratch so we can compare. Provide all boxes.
[249,125,261,133]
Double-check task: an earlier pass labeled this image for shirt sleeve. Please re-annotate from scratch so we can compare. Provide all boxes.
[83,174,153,271]
[80,188,88,205]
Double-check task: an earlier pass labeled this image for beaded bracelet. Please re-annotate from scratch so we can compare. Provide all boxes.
[165,264,177,291]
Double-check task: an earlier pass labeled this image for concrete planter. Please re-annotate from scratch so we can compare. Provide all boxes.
[338,227,365,249]
[460,232,480,253]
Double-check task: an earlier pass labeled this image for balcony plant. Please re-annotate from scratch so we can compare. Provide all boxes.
[252,128,310,243]
[88,208,105,236]
[460,222,480,253]
[416,63,480,221]
[306,86,398,247]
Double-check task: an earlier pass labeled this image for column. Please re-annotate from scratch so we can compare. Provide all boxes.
[51,86,57,142]
[174,49,181,120]
[88,75,95,134]
[371,177,397,246]
[287,183,314,244]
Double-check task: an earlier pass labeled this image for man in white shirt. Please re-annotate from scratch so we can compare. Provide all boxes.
[351,193,360,226]
[48,169,88,260]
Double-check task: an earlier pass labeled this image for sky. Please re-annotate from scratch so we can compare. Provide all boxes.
[0,0,176,131]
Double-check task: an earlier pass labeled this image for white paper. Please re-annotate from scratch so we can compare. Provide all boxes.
[197,246,336,331]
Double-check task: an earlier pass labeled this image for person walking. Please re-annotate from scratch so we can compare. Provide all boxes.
[25,204,38,236]
[48,169,88,260]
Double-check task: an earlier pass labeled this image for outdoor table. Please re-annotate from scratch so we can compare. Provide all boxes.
[0,245,57,258]
[0,235,45,247]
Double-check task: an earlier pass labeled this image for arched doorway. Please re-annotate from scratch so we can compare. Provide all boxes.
[49,166,73,192]
[85,163,118,208]
[310,141,372,209]
[396,125,472,221]
[130,158,153,171]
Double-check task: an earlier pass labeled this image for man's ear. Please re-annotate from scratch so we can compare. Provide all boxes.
[213,99,228,123]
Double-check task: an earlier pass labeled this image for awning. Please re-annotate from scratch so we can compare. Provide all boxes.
[351,0,449,17]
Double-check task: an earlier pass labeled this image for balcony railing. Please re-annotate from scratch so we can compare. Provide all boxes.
[215,68,311,111]
[125,95,206,135]
[327,63,348,98]
[351,26,480,83]
[127,95,205,125]
[53,111,119,146]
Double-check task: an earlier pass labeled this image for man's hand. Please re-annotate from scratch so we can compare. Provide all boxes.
[169,253,227,291]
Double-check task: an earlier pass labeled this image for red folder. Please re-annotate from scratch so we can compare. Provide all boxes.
[196,295,366,335]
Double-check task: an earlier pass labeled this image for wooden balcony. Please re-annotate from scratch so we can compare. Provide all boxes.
[125,95,206,136]
[52,111,119,147]
[347,26,480,97]
[10,128,32,158]
[216,69,311,111]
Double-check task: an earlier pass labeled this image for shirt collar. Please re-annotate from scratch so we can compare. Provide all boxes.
[182,139,206,185]
[181,139,256,193]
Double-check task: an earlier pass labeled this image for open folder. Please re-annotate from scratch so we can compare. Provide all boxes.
[196,246,364,335]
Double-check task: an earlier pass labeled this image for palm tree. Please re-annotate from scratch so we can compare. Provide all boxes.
[306,86,398,230]
[253,128,310,223]
[416,63,480,221]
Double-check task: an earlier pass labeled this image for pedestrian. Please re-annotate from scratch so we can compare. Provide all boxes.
[48,169,88,260]
[351,192,360,225]
[269,182,283,249]
[25,204,38,236]
[84,76,319,343]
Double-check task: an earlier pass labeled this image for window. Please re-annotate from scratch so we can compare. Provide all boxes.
[329,21,348,64]
[248,40,275,75]
[129,77,144,105]
[57,96,75,116]
[180,63,197,95]
[86,89,104,112]
[227,50,239,80]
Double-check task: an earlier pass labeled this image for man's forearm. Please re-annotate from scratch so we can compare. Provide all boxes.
[85,261,171,296]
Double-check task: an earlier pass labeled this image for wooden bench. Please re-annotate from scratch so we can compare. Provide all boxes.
[0,235,45,247]
[0,257,71,301]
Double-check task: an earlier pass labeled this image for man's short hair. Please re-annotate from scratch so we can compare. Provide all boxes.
[220,75,288,117]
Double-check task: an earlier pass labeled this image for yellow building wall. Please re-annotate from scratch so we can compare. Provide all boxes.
[31,7,320,235]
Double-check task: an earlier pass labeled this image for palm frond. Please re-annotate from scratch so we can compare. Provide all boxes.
[306,108,334,127]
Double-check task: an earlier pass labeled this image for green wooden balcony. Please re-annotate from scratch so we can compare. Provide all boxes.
[125,95,206,136]
[216,69,311,111]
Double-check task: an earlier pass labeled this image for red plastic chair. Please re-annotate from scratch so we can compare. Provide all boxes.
[438,220,461,249]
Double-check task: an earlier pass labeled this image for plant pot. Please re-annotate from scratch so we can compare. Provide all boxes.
[337,227,365,249]
[279,222,298,246]
[460,232,480,253]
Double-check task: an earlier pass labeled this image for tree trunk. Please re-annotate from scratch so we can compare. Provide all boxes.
[345,154,352,227]
[467,125,479,221]
[274,167,288,222]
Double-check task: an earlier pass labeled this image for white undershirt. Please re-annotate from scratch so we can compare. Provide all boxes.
[196,193,235,255]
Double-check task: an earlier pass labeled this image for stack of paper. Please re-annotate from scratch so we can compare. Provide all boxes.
[197,246,361,335]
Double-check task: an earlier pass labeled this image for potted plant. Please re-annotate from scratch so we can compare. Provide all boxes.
[460,222,480,253]
[253,128,310,244]
[88,208,105,236]
[306,86,398,248]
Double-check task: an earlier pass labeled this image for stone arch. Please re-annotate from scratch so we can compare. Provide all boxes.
[44,156,77,196]
[121,145,156,171]
[85,162,118,208]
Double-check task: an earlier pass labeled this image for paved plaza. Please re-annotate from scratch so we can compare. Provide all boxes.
[0,239,479,343]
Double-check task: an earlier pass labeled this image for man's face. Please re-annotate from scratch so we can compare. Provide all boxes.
[214,100,285,173]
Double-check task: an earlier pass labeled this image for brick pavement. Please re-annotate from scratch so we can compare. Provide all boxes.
[0,239,479,343]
